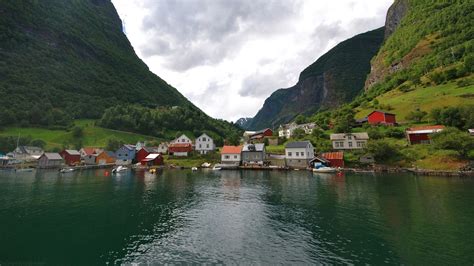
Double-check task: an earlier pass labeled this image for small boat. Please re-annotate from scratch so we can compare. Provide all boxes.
[201,162,211,168]
[212,166,222,171]
[112,165,128,173]
[59,168,75,173]
[149,168,157,174]
[16,168,34,172]
[312,166,337,173]
[191,167,198,171]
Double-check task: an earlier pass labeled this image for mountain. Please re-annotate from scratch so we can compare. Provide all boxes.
[245,27,385,130]
[0,0,239,138]
[356,0,474,121]
[235,117,253,129]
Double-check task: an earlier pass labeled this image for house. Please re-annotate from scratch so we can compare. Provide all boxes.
[136,147,159,162]
[330,133,369,150]
[367,110,397,126]
[115,144,136,165]
[83,154,98,165]
[221,145,242,165]
[406,125,445,145]
[135,141,146,151]
[96,151,116,165]
[278,122,317,138]
[168,143,193,156]
[59,149,81,166]
[12,146,44,161]
[157,142,168,154]
[243,131,256,141]
[195,133,215,154]
[285,141,314,169]
[249,128,273,140]
[79,147,101,159]
[469,129,474,136]
[0,154,10,166]
[241,143,266,165]
[140,153,164,166]
[171,134,192,144]
[309,157,331,168]
[38,153,63,169]
[322,152,344,168]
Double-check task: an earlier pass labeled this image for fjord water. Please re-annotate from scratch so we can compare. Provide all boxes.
[1,169,473,264]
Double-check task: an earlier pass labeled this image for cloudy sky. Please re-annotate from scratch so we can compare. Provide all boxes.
[112,0,393,122]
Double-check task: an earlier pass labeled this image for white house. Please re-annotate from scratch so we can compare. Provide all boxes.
[330,132,369,150]
[285,141,314,169]
[157,142,168,154]
[195,133,215,154]
[171,134,193,144]
[278,122,317,138]
[221,145,242,165]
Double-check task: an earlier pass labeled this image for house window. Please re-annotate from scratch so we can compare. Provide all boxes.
[234,155,237,159]
[348,142,353,147]
[348,135,352,140]
[296,152,299,156]
[225,155,230,159]
[199,144,202,148]
[206,144,209,148]
[288,152,292,156]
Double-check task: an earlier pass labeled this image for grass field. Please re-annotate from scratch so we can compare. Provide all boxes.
[0,120,161,150]
[356,81,474,121]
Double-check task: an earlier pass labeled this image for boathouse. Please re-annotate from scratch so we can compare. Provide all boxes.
[242,143,266,166]
[140,153,164,166]
[136,147,160,162]
[38,153,63,169]
[406,125,445,145]
[96,151,116,165]
[322,152,344,168]
[59,149,81,166]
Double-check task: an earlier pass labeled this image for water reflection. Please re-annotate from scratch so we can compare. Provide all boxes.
[0,170,473,264]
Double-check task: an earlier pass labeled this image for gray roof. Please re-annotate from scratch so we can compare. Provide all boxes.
[285,141,312,149]
[330,132,369,140]
[242,143,265,152]
[43,153,63,160]
[65,149,80,155]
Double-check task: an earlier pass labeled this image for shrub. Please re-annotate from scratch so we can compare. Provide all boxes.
[431,128,474,158]
[367,139,402,162]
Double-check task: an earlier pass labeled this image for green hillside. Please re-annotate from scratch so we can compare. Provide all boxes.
[246,27,385,130]
[0,0,240,139]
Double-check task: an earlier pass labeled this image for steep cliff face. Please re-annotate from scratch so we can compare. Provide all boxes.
[364,0,472,91]
[365,0,409,89]
[246,28,385,130]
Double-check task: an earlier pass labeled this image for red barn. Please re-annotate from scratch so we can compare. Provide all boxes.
[168,143,193,156]
[59,149,81,166]
[140,153,164,166]
[367,110,397,126]
[406,125,445,145]
[250,128,273,140]
[135,147,160,162]
[322,152,344,168]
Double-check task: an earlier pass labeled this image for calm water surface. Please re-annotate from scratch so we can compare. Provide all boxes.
[0,169,473,264]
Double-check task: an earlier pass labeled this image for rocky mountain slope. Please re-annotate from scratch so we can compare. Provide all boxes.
[245,28,385,130]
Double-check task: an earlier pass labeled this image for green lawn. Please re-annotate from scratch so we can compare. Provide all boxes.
[356,80,474,121]
[0,120,161,150]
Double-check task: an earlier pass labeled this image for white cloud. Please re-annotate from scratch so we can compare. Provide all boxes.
[112,0,393,122]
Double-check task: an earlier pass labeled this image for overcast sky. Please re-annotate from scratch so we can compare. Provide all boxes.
[112,0,393,122]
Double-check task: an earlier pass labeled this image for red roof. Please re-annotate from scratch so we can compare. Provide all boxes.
[407,125,445,131]
[322,152,344,160]
[221,145,242,154]
[168,143,192,152]
[82,147,97,155]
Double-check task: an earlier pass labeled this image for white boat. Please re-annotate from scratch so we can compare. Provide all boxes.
[212,166,222,171]
[112,165,128,173]
[60,168,75,173]
[191,167,198,171]
[313,167,337,173]
[201,162,211,168]
[16,168,34,172]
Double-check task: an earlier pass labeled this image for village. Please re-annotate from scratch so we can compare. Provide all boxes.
[1,110,471,174]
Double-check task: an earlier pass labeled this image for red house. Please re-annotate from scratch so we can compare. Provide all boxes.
[406,125,445,145]
[367,110,397,126]
[59,149,81,166]
[250,128,273,140]
[135,147,160,162]
[168,143,193,156]
[322,152,344,168]
[140,153,164,166]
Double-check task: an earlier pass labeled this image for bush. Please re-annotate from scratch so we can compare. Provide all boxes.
[367,127,385,139]
[367,139,402,162]
[431,128,474,158]
[406,110,427,123]
[386,127,405,139]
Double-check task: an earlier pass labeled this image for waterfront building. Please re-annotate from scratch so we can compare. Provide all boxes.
[12,146,44,161]
[285,141,315,169]
[38,153,63,169]
[242,143,266,165]
[330,133,369,150]
[59,149,81,166]
[140,153,164,166]
[221,145,242,165]
[168,143,193,157]
[322,152,344,168]
[115,144,136,165]
[96,151,116,165]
